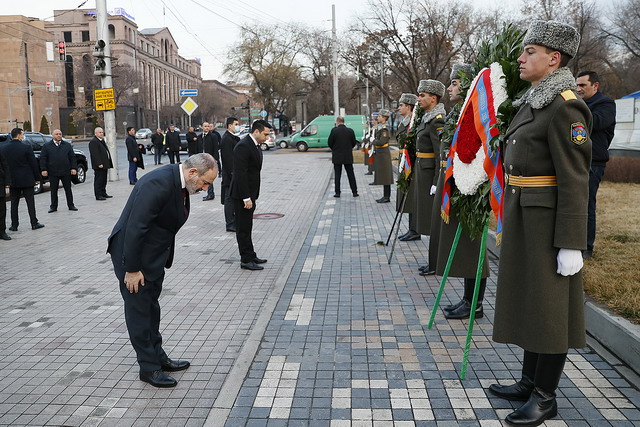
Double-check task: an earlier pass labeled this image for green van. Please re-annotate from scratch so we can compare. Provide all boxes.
[291,115,367,151]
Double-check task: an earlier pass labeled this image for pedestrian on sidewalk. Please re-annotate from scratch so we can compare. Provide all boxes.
[372,110,393,203]
[151,129,164,165]
[220,117,240,231]
[0,128,45,232]
[165,124,181,164]
[202,122,221,201]
[395,93,420,241]
[186,126,199,156]
[40,129,78,213]
[0,145,11,240]
[89,127,113,200]
[232,120,270,271]
[489,20,591,426]
[107,153,218,388]
[328,116,359,198]
[125,127,140,185]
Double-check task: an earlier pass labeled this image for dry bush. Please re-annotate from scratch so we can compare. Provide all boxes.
[603,156,640,183]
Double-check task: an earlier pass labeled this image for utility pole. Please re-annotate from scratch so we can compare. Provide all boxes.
[24,42,36,129]
[331,4,339,117]
[380,52,384,110]
[96,0,118,181]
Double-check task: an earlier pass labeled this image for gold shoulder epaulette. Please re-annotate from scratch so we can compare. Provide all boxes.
[560,90,577,101]
[436,114,443,119]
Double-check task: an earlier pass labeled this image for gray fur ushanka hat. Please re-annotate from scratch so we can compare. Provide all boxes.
[523,20,580,58]
[417,79,445,98]
[398,93,417,106]
[450,64,473,81]
[378,109,391,117]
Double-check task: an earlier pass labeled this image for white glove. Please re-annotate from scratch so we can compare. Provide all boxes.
[369,136,375,142]
[556,248,583,276]
[429,185,437,196]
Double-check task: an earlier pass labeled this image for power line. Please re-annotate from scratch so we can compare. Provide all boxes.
[40,1,90,21]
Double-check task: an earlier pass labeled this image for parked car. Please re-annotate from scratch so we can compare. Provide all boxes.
[276,133,297,149]
[235,129,276,151]
[0,132,88,194]
[291,115,367,152]
[135,128,152,139]
[146,132,192,155]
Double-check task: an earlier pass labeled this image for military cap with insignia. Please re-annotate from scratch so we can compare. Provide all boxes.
[523,20,580,58]
[417,79,445,98]
[450,63,473,82]
[398,93,417,106]
[378,109,391,117]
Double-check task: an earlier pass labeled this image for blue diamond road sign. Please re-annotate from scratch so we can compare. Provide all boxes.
[179,89,198,97]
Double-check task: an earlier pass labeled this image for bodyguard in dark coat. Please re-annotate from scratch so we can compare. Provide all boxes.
[328,116,358,198]
[88,127,113,200]
[125,127,140,185]
[395,93,419,241]
[0,145,10,240]
[165,125,181,164]
[107,153,218,387]
[202,122,221,201]
[413,80,446,237]
[220,117,240,231]
[0,128,44,231]
[150,129,164,165]
[372,110,393,203]
[186,127,199,156]
[489,21,592,426]
[40,129,78,212]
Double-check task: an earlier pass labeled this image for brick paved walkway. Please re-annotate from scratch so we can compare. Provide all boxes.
[1,150,639,426]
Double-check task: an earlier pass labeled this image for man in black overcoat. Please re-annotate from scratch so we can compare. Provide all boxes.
[201,122,221,201]
[107,153,218,387]
[0,144,10,240]
[151,129,164,165]
[220,117,240,231]
[125,127,140,185]
[186,127,199,156]
[231,120,270,270]
[40,129,78,212]
[88,127,113,200]
[328,116,359,198]
[165,124,181,164]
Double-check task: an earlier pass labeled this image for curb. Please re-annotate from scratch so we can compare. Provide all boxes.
[486,229,640,389]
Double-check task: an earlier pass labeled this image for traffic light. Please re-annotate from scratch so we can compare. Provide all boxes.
[46,81,55,92]
[93,40,107,76]
[58,41,65,60]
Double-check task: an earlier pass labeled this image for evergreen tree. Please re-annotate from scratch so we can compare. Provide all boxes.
[39,115,50,134]
[23,120,32,131]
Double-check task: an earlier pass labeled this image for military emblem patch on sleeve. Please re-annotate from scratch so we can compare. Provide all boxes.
[571,122,587,145]
[437,127,444,136]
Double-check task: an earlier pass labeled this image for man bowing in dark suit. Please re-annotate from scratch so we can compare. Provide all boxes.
[328,116,359,198]
[231,119,271,271]
[107,153,218,387]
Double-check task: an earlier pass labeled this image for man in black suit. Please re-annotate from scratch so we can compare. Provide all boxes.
[88,127,113,200]
[151,129,164,165]
[186,126,199,156]
[107,153,218,387]
[40,129,78,213]
[220,117,240,231]
[125,127,140,185]
[201,122,221,201]
[231,120,270,271]
[0,144,10,240]
[328,116,359,198]
[0,128,44,231]
[165,124,181,164]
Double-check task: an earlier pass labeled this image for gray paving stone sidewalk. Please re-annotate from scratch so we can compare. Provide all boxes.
[0,150,332,426]
[219,161,640,427]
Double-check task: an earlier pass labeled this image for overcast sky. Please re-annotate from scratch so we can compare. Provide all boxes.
[7,0,611,81]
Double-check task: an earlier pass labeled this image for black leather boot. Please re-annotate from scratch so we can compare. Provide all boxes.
[444,299,483,319]
[443,299,465,312]
[505,387,557,425]
[488,375,534,401]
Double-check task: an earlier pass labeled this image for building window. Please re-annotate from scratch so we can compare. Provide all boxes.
[63,31,72,42]
[81,30,90,42]
[108,24,115,40]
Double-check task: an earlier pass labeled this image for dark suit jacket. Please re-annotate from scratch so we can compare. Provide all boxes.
[0,139,40,188]
[186,131,199,155]
[107,165,189,281]
[230,135,262,201]
[585,91,616,165]
[165,130,181,151]
[89,136,113,170]
[202,131,221,161]
[0,146,10,190]
[151,132,164,147]
[220,130,240,186]
[125,135,139,162]
[40,140,78,176]
[328,124,357,164]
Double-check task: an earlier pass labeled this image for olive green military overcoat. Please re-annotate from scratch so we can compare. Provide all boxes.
[373,123,393,185]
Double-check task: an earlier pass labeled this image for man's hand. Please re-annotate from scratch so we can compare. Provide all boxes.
[556,249,583,276]
[71,169,77,175]
[133,157,137,162]
[124,271,145,293]
[99,164,104,168]
[244,199,253,209]
[41,171,48,177]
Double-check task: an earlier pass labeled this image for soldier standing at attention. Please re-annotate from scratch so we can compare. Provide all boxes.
[489,21,592,426]
[413,80,446,275]
[396,93,421,242]
[372,110,393,203]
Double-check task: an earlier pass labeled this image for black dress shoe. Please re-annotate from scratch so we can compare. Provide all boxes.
[103,194,113,198]
[443,299,466,312]
[96,197,106,201]
[505,387,557,425]
[488,377,534,401]
[0,232,11,241]
[161,358,190,372]
[419,269,435,276]
[369,182,376,185]
[253,257,267,264]
[9,226,18,232]
[400,231,421,241]
[31,223,45,230]
[418,265,429,272]
[202,196,215,201]
[68,206,78,211]
[333,193,340,198]
[376,197,390,203]
[398,231,409,240]
[241,261,264,270]
[353,193,359,197]
[48,208,57,213]
[365,171,373,175]
[444,300,483,319]
[139,370,177,388]
[226,227,237,232]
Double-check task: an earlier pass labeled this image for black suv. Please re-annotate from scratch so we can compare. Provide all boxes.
[0,132,88,194]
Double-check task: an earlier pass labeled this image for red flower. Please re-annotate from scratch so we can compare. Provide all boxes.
[456,106,482,164]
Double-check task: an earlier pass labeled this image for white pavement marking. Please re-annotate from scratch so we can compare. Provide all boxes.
[322,208,335,215]
[301,254,324,273]
[311,234,329,246]
[253,355,300,419]
[284,294,315,325]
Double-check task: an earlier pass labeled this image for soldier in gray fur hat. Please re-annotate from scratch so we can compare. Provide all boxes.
[449,63,473,82]
[372,109,393,203]
[489,20,592,426]
[396,93,420,241]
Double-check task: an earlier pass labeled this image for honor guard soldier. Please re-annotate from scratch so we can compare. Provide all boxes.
[489,21,592,426]
[413,79,446,274]
[396,93,421,242]
[372,109,393,203]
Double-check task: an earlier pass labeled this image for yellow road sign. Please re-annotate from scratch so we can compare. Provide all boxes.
[94,88,115,101]
[181,97,198,116]
[95,98,116,111]
[95,87,116,111]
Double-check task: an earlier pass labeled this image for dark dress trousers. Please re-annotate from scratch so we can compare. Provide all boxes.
[0,147,10,232]
[230,135,262,263]
[165,130,181,164]
[40,139,77,210]
[89,136,113,198]
[0,139,41,227]
[125,135,139,184]
[202,131,221,198]
[107,164,190,372]
[220,130,240,228]
[328,124,358,195]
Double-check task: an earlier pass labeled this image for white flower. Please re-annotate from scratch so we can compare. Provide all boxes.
[453,150,488,195]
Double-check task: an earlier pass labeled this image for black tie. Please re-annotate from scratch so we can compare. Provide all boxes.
[182,188,189,220]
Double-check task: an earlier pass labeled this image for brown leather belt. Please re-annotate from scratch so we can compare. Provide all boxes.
[416,152,435,158]
[505,174,557,187]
